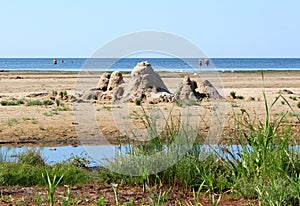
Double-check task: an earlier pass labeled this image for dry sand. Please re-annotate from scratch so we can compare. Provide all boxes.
[0,71,299,146]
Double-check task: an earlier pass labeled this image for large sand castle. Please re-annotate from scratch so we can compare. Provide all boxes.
[80,61,223,104]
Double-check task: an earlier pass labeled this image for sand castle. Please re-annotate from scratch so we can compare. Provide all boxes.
[80,61,222,103]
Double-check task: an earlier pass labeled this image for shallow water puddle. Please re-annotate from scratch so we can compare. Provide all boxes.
[0,145,127,167]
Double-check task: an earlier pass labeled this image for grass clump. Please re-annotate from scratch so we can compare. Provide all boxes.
[43,99,54,106]
[18,150,46,166]
[297,101,300,109]
[135,98,142,106]
[26,99,54,106]
[26,100,43,106]
[230,91,244,99]
[0,159,90,186]
[289,96,297,101]
[44,106,71,117]
[55,99,60,106]
[1,99,25,106]
[6,118,19,126]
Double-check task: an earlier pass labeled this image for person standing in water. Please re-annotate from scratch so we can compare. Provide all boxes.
[204,58,209,66]
[53,58,57,65]
[199,59,203,66]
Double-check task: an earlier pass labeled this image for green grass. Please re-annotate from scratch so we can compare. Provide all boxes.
[43,106,71,116]
[26,100,43,106]
[1,99,25,106]
[289,96,297,101]
[6,118,19,126]
[135,98,142,106]
[26,99,54,106]
[0,150,91,187]
[230,91,244,100]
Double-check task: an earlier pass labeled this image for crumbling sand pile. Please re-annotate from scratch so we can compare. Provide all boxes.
[79,61,222,103]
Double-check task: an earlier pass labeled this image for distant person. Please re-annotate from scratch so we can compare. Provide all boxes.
[53,58,57,65]
[61,59,64,63]
[204,58,209,66]
[199,59,203,66]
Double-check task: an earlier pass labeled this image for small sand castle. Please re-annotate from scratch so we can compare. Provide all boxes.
[79,61,222,103]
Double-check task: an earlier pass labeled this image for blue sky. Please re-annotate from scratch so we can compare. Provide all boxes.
[1,0,299,58]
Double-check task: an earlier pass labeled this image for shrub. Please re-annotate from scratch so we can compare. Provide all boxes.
[135,98,142,106]
[230,91,236,99]
[26,100,43,106]
[0,99,24,106]
[297,101,300,109]
[26,99,54,106]
[55,99,60,106]
[43,100,54,106]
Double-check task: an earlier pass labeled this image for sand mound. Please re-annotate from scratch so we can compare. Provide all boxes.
[197,80,223,99]
[113,61,174,103]
[175,76,203,100]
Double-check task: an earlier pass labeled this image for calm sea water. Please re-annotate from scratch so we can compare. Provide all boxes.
[1,58,300,72]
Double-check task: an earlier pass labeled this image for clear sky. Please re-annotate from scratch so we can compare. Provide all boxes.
[1,0,300,58]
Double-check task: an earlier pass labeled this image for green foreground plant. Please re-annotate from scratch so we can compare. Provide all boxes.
[42,171,64,206]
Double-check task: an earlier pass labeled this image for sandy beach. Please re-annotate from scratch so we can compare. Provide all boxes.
[0,70,299,146]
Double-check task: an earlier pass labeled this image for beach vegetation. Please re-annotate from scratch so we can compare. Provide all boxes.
[63,90,68,96]
[0,159,90,187]
[42,171,64,206]
[26,99,54,106]
[230,91,236,99]
[6,118,19,126]
[42,99,54,106]
[55,99,60,106]
[52,106,71,112]
[0,99,25,106]
[52,90,58,96]
[135,98,142,106]
[230,91,244,99]
[289,96,297,101]
[66,153,90,168]
[26,99,43,106]
[102,104,112,111]
[43,106,70,116]
[297,101,300,108]
[18,150,45,166]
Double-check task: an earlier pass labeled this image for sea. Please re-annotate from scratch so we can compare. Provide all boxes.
[1,58,300,72]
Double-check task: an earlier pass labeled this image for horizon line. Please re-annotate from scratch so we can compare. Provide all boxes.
[1,56,300,59]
